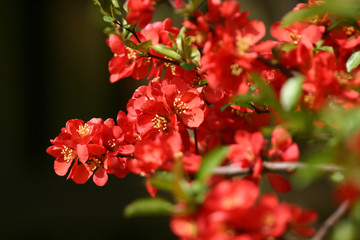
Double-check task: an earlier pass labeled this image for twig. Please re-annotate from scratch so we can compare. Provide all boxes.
[194,128,199,154]
[114,19,141,43]
[310,200,350,240]
[257,54,295,78]
[213,162,343,176]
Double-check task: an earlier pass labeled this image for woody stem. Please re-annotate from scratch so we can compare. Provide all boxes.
[214,162,343,176]
[310,200,350,240]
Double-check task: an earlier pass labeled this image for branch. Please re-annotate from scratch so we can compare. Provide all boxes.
[114,20,181,65]
[213,162,343,176]
[310,200,350,240]
[114,20,141,43]
[257,54,295,78]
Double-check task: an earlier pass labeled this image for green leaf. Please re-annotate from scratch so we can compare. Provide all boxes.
[180,62,196,70]
[330,219,357,240]
[95,0,115,17]
[104,27,117,35]
[123,39,138,50]
[150,171,174,192]
[346,51,360,72]
[198,79,207,86]
[176,27,187,53]
[281,6,323,27]
[280,75,303,112]
[281,42,297,52]
[138,40,152,52]
[315,39,325,49]
[251,74,281,110]
[150,44,182,62]
[103,15,115,22]
[188,46,201,66]
[317,45,334,54]
[124,198,173,218]
[282,2,360,27]
[220,104,230,112]
[196,146,229,183]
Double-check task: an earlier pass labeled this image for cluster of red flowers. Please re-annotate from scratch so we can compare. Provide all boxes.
[47,0,360,239]
[171,179,317,239]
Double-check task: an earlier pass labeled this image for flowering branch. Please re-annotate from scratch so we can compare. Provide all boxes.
[213,162,344,176]
[310,200,350,240]
[114,19,179,65]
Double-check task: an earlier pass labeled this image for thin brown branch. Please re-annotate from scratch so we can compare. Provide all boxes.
[310,200,350,240]
[257,54,295,78]
[147,53,179,65]
[213,162,343,176]
[114,19,141,43]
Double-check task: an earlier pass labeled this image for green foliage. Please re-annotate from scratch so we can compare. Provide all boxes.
[280,75,304,112]
[150,44,182,62]
[346,51,360,73]
[124,198,174,218]
[330,219,358,240]
[281,0,360,27]
[196,146,229,183]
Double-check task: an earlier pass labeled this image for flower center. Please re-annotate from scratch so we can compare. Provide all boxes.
[173,98,189,115]
[77,123,91,136]
[86,157,102,171]
[151,114,168,132]
[230,64,243,76]
[61,146,75,163]
[335,70,353,86]
[288,30,302,44]
[342,25,355,36]
[235,36,251,55]
[126,47,137,60]
[107,139,116,149]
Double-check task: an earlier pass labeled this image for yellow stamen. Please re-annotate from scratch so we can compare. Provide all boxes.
[230,64,243,76]
[61,146,74,163]
[151,114,168,132]
[77,123,90,136]
[86,157,102,171]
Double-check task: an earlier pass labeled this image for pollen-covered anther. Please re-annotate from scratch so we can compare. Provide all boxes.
[304,94,314,105]
[335,71,353,86]
[231,108,244,117]
[126,47,137,60]
[173,98,189,115]
[86,157,102,171]
[151,114,168,132]
[342,25,355,35]
[77,123,91,136]
[171,65,177,75]
[230,64,243,76]
[288,30,302,44]
[262,214,276,228]
[61,146,74,163]
[107,139,116,149]
[235,36,251,55]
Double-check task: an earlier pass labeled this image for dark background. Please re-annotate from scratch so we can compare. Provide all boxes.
[1,0,333,239]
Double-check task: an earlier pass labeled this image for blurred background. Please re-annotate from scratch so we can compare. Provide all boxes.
[2,0,336,239]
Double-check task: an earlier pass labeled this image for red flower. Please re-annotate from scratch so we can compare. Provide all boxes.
[162,84,206,128]
[234,194,292,238]
[128,133,182,174]
[126,0,155,28]
[107,34,149,83]
[203,178,259,221]
[288,205,318,237]
[228,130,265,177]
[268,127,299,162]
